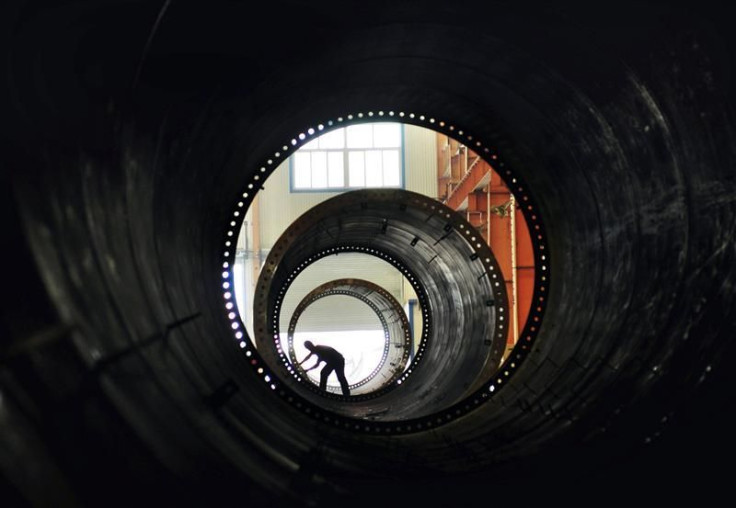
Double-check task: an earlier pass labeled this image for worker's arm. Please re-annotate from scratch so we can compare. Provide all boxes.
[297,352,313,366]
[299,352,322,371]
[303,358,323,372]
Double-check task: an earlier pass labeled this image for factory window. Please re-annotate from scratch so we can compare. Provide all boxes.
[290,123,404,191]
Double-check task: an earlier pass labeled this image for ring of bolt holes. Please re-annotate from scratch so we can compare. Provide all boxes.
[268,244,434,403]
[221,111,549,434]
[259,189,508,403]
[288,290,394,391]
[286,287,412,394]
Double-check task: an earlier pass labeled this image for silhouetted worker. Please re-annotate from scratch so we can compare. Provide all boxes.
[298,340,350,396]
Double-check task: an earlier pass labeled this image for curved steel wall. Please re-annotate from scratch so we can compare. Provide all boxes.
[2,2,736,507]
[250,188,509,420]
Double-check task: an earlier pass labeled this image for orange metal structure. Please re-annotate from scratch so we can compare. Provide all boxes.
[437,133,535,358]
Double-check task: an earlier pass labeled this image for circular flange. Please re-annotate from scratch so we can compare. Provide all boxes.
[253,188,509,417]
[286,278,413,396]
[221,112,549,432]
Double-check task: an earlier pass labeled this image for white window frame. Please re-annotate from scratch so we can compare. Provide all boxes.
[289,123,405,192]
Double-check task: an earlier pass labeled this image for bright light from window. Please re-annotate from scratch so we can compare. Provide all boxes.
[347,124,373,148]
[383,151,400,186]
[294,152,311,188]
[348,151,365,186]
[328,152,344,187]
[365,150,382,187]
[311,152,327,187]
[374,123,401,147]
[319,128,345,149]
[291,123,403,191]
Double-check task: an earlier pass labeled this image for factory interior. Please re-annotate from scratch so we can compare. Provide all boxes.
[2,1,736,507]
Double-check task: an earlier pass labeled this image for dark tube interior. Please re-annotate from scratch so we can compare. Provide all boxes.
[3,2,736,507]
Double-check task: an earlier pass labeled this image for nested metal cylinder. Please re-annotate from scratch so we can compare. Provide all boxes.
[286,278,413,396]
[252,188,509,420]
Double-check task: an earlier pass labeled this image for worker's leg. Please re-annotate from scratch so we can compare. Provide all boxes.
[336,359,350,396]
[319,365,334,391]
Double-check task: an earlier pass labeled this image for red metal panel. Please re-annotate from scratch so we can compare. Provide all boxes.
[515,210,535,269]
[445,161,492,210]
[488,193,513,282]
[439,146,536,351]
[515,207,535,335]
[516,267,535,336]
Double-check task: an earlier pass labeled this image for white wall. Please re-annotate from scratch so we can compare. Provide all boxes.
[236,122,436,338]
[403,122,439,199]
[278,254,406,333]
[257,123,437,250]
